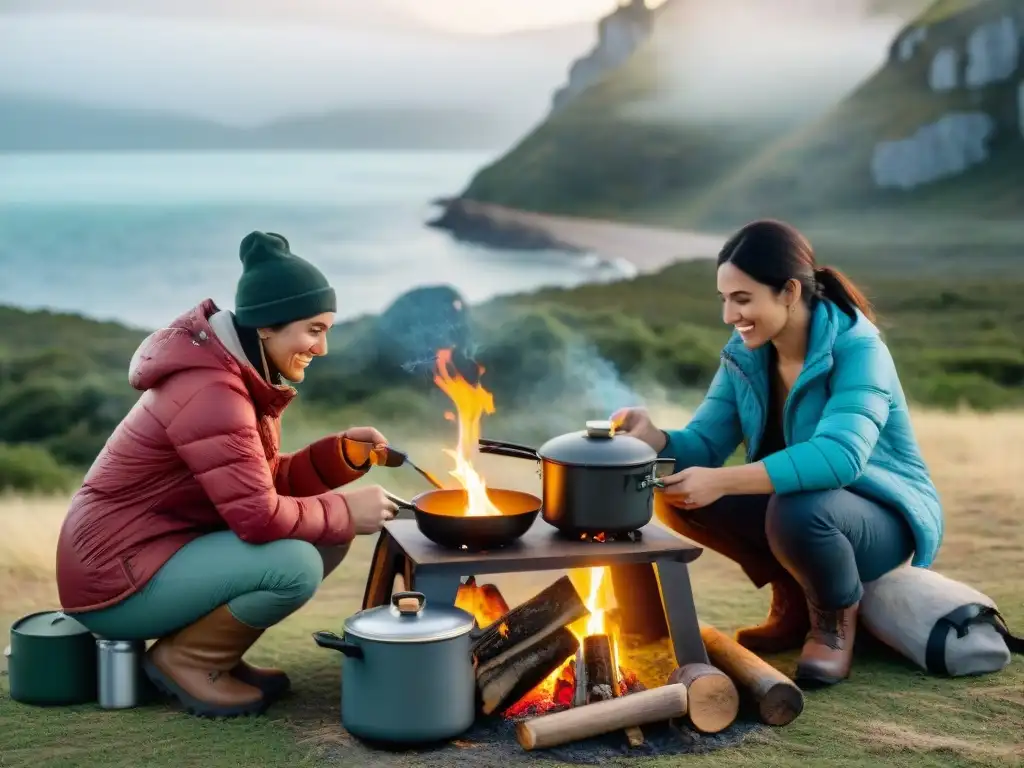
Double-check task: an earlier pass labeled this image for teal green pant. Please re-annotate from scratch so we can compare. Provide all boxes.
[74,531,349,640]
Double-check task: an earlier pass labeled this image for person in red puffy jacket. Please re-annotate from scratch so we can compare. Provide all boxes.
[56,231,399,718]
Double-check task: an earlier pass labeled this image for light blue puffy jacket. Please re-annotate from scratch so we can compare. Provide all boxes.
[660,298,944,567]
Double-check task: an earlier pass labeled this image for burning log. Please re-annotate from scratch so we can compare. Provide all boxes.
[581,634,616,703]
[516,683,689,751]
[575,634,645,748]
[667,663,740,734]
[700,625,804,726]
[476,627,579,716]
[470,575,589,666]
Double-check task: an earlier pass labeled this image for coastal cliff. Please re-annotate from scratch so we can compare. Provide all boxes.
[433,0,1020,237]
[550,1,655,115]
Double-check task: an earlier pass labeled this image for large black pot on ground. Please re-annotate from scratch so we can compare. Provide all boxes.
[479,420,675,537]
[313,592,477,745]
[6,610,98,706]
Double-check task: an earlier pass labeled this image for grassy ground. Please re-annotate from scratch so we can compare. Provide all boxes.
[2,406,1022,767]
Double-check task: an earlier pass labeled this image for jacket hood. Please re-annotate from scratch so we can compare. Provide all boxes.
[128,299,294,413]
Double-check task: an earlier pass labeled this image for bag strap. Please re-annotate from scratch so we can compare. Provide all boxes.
[925,602,1024,675]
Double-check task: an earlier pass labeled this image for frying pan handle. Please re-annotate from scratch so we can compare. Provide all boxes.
[478,444,540,461]
[384,491,417,516]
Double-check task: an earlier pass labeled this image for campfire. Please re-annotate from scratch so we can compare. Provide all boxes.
[431,348,640,717]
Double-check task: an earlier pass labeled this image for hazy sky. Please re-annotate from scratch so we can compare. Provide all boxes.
[406,0,668,34]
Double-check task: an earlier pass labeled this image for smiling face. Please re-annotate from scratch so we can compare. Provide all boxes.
[259,312,335,382]
[717,261,801,350]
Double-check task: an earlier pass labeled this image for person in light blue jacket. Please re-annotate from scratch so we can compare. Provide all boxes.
[613,219,942,687]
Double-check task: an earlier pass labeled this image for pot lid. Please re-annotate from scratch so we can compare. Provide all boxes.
[344,592,476,644]
[537,420,656,467]
[12,611,94,638]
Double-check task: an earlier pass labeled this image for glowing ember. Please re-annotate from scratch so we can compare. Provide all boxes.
[433,349,502,517]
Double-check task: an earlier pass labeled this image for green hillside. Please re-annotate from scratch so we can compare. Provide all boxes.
[4,248,1024,493]
[456,0,1022,234]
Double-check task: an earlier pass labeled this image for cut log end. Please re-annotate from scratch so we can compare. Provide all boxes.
[667,663,740,734]
[758,682,805,726]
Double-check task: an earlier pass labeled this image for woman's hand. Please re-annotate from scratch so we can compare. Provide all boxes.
[341,426,389,468]
[341,485,400,535]
[609,406,667,452]
[660,467,727,510]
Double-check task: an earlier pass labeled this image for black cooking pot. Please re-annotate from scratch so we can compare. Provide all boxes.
[479,420,675,537]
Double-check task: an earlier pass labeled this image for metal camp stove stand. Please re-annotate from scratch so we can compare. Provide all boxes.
[362,517,709,668]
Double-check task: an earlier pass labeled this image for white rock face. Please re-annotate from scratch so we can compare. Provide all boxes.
[929,47,960,91]
[870,112,996,190]
[897,26,928,62]
[965,16,1019,88]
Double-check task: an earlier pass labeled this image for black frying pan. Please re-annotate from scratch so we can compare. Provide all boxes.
[385,488,541,552]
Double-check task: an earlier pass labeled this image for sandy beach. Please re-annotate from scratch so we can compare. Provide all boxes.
[432,199,727,274]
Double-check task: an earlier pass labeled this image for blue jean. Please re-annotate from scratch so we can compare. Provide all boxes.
[661,489,915,610]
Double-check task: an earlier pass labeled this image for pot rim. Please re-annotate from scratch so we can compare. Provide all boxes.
[342,592,476,644]
[537,455,655,469]
[342,624,473,644]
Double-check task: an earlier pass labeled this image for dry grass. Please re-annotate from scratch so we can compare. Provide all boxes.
[2,407,1023,767]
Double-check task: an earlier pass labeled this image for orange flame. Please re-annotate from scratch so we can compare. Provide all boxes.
[433,349,502,516]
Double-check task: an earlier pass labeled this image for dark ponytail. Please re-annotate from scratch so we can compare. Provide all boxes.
[813,266,875,322]
[718,219,875,322]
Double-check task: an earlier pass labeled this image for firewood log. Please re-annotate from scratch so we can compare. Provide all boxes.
[700,625,804,726]
[516,683,689,751]
[471,575,588,666]
[476,627,578,716]
[667,663,739,733]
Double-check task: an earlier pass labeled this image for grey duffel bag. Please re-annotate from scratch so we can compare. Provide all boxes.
[860,565,1023,677]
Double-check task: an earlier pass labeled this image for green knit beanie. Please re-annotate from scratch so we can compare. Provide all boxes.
[234,231,337,328]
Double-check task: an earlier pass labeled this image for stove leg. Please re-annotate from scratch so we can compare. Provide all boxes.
[654,558,709,667]
[361,529,408,610]
[407,568,463,606]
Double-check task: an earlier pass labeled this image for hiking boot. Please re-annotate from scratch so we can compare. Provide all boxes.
[795,602,859,687]
[735,576,810,653]
[143,605,268,718]
[231,660,291,700]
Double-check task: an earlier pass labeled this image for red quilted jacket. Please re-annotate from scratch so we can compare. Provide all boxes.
[56,299,365,614]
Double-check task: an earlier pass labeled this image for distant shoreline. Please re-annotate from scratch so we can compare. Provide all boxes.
[428,198,726,274]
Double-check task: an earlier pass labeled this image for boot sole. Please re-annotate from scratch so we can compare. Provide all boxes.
[143,657,269,719]
[794,665,846,688]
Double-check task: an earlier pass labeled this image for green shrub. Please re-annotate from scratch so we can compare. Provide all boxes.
[0,442,77,494]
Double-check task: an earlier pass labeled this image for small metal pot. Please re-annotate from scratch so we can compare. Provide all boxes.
[7,610,98,706]
[313,592,477,744]
[480,420,675,537]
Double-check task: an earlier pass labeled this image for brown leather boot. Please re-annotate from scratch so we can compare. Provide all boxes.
[231,659,291,700]
[143,605,268,717]
[735,576,811,653]
[795,602,859,687]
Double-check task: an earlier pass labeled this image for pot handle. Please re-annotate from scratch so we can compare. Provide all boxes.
[392,591,426,615]
[312,631,364,659]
